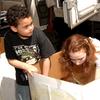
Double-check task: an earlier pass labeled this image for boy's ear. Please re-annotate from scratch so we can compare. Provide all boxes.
[10,26,17,32]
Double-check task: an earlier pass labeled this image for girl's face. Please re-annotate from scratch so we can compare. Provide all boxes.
[69,49,87,65]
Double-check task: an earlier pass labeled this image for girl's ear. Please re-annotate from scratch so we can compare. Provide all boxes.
[10,26,17,32]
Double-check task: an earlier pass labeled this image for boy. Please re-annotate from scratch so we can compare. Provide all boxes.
[4,4,55,100]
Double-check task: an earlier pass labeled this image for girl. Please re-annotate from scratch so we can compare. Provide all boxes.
[60,34,96,84]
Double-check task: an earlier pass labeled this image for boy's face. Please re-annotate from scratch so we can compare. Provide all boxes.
[11,16,34,39]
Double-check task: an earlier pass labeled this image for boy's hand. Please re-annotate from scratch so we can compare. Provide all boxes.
[25,64,38,76]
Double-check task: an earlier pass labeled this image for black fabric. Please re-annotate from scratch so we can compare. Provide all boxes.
[16,69,29,85]
[4,27,55,85]
[36,0,48,26]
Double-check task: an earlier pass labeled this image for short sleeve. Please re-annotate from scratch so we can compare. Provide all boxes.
[90,37,100,67]
[89,37,100,52]
[4,33,17,59]
[34,28,55,58]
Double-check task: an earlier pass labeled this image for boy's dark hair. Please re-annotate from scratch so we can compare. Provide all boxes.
[6,4,31,27]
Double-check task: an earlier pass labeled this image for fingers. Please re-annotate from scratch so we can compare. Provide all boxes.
[33,67,38,72]
[28,67,39,76]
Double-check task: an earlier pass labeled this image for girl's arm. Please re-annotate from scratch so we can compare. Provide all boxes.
[42,58,51,76]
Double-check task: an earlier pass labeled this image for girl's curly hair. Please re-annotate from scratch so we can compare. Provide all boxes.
[60,34,96,72]
[60,34,96,84]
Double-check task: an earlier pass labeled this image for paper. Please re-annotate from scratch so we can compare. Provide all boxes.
[28,73,100,100]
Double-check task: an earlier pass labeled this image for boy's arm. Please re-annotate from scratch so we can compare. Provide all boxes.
[42,58,51,76]
[8,59,38,76]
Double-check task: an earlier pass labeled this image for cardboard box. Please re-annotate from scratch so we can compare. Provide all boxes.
[29,51,100,100]
[0,37,4,54]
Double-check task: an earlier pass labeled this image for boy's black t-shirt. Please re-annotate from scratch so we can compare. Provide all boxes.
[4,27,55,85]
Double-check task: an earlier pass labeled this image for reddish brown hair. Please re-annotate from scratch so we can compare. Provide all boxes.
[60,34,96,84]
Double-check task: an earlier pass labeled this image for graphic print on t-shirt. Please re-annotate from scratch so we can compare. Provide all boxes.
[13,44,40,64]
